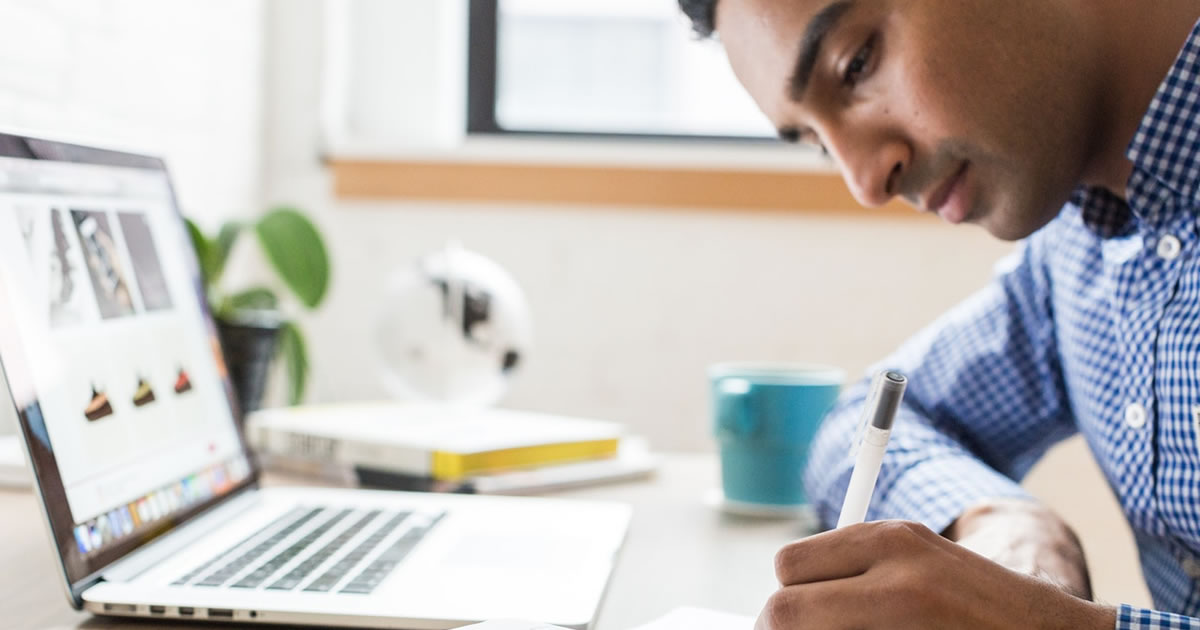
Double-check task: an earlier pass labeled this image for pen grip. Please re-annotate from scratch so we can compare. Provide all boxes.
[836,427,890,528]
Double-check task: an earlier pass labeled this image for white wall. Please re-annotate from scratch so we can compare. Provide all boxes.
[0,0,265,227]
[262,0,1015,450]
[0,0,265,435]
[307,202,1014,451]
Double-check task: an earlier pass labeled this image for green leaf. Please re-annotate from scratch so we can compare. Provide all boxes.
[277,321,309,405]
[255,207,330,309]
[212,220,244,283]
[229,287,279,311]
[185,218,216,285]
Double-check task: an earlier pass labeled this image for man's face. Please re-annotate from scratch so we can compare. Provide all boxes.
[716,0,1099,240]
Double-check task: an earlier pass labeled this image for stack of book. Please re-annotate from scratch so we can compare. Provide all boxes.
[246,402,656,494]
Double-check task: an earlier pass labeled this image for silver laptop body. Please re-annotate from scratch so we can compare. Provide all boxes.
[0,131,630,629]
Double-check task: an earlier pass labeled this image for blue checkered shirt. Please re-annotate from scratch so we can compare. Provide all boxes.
[805,19,1200,630]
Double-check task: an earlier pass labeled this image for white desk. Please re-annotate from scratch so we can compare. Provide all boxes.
[0,454,802,630]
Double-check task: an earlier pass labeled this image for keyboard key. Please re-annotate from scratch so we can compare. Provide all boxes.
[172,507,311,586]
[339,512,444,595]
[231,509,352,589]
[173,505,445,596]
[267,510,382,591]
[304,512,411,593]
[195,508,324,587]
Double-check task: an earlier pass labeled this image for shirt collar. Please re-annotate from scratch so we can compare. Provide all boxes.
[1125,18,1200,220]
[1073,186,1135,239]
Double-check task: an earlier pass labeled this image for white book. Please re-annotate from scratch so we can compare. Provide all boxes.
[247,402,625,480]
[468,436,656,494]
[262,435,657,494]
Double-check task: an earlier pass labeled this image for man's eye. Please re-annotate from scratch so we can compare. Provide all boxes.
[843,34,877,86]
[798,131,829,157]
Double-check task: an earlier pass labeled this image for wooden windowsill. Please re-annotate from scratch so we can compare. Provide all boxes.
[328,138,917,217]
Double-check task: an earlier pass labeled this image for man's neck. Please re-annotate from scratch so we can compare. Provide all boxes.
[1077,0,1200,197]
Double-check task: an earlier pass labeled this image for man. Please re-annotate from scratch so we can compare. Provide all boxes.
[677,0,1200,628]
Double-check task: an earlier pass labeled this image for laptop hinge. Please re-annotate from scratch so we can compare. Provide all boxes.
[98,486,263,584]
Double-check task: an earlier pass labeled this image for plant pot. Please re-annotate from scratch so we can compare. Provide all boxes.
[216,313,283,423]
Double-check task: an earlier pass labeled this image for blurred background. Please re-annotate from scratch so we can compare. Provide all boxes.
[0,0,1148,606]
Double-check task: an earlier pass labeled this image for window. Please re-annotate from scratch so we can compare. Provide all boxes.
[467,0,775,140]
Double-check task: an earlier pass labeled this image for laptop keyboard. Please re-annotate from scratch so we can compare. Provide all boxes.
[302,511,410,592]
[232,509,354,589]
[171,507,319,587]
[172,506,444,595]
[340,513,442,593]
[267,510,384,591]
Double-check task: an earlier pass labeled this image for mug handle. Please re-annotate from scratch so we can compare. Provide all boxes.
[715,378,758,438]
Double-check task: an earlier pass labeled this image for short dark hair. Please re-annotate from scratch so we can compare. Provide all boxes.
[679,0,718,38]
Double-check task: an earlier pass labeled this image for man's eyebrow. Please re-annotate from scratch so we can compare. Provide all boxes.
[787,0,856,102]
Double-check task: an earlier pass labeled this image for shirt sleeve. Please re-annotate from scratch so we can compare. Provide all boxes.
[804,230,1077,534]
[1116,605,1200,629]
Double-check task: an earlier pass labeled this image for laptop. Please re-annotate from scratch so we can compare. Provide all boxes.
[0,131,631,629]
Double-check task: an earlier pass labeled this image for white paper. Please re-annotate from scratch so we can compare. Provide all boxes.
[460,607,754,630]
[457,621,570,630]
[627,607,756,630]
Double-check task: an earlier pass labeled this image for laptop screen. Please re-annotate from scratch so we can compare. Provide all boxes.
[0,133,256,595]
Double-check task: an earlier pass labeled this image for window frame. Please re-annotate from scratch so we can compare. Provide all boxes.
[465,0,776,143]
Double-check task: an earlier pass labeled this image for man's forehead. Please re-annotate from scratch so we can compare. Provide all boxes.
[716,0,827,116]
[715,0,819,50]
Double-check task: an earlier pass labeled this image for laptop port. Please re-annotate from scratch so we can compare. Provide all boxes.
[208,608,235,619]
[178,607,195,616]
[103,603,136,613]
[149,605,166,615]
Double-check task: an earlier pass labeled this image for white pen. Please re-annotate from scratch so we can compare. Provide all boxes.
[836,371,907,528]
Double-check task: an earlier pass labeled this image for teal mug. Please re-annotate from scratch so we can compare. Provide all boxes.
[710,363,844,508]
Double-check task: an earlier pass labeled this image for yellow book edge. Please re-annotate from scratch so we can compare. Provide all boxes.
[431,439,620,480]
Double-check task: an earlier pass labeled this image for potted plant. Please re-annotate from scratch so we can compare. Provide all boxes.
[186,206,330,417]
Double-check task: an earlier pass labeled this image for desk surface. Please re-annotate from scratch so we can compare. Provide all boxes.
[1,454,803,630]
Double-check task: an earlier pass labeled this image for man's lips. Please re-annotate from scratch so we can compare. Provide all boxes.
[923,162,970,223]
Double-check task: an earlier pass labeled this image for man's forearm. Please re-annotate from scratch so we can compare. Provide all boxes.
[945,498,1094,601]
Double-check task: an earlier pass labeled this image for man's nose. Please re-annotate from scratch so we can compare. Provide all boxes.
[837,136,910,208]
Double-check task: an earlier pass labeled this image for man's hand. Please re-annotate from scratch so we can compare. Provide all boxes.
[755,520,1116,630]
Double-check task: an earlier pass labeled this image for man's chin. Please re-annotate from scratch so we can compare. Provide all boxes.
[980,220,1025,241]
[978,207,1058,242]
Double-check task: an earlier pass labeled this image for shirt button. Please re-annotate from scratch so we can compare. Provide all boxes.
[1183,555,1200,579]
[1157,235,1183,261]
[1125,403,1148,429]
[1193,406,1200,455]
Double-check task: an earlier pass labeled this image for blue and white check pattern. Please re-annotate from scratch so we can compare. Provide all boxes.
[805,19,1200,630]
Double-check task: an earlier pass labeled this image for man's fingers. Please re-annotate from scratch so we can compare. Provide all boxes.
[758,577,875,630]
[761,519,1114,630]
[774,520,940,586]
